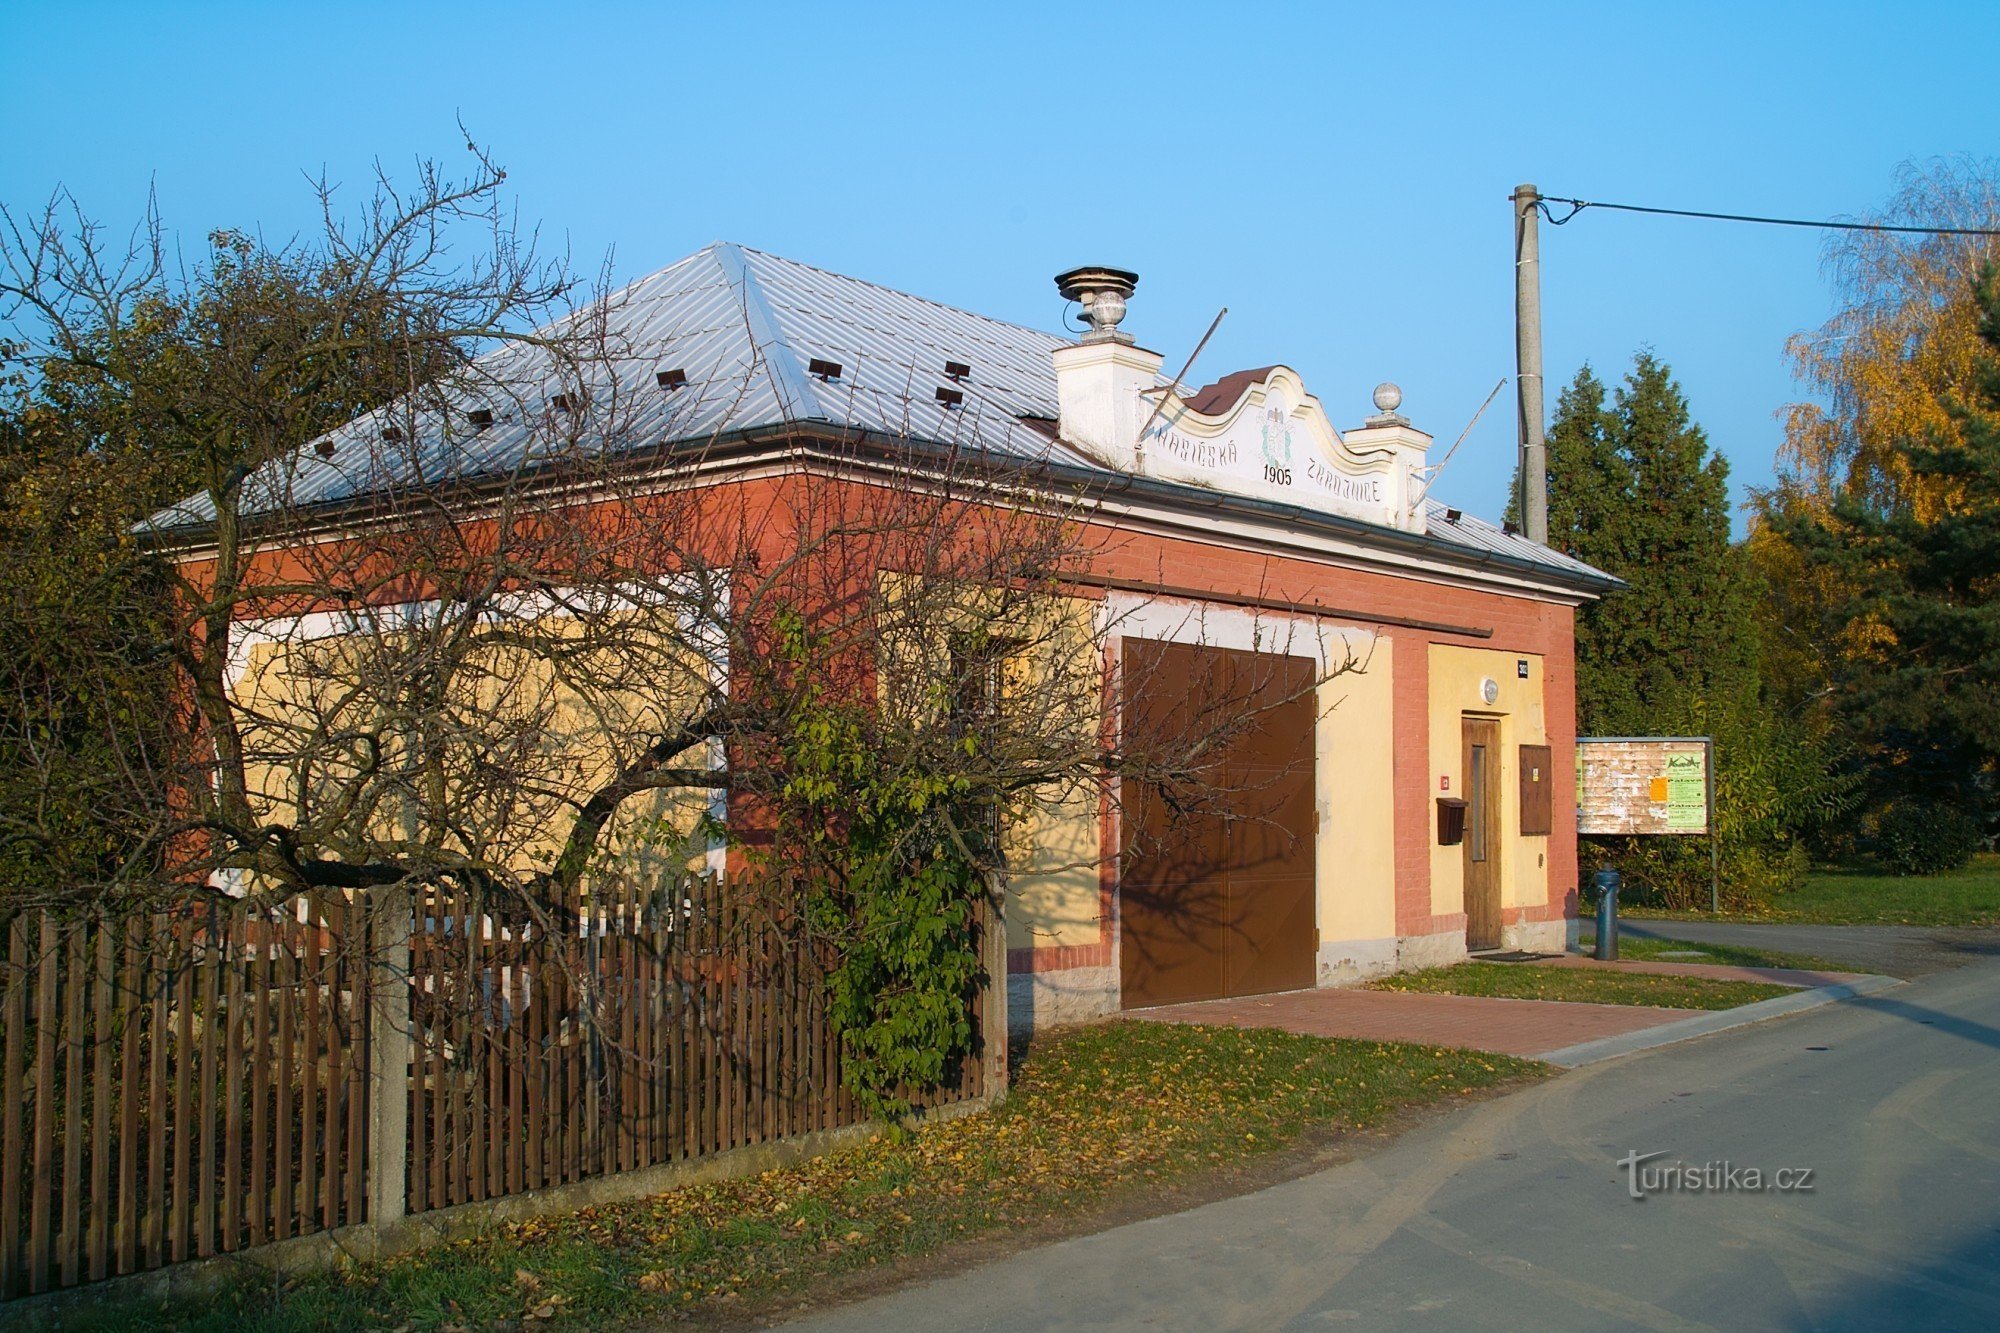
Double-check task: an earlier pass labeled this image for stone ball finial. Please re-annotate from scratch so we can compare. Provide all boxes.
[1372,381,1403,414]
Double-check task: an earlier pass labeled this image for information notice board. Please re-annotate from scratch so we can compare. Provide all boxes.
[1575,737,1713,836]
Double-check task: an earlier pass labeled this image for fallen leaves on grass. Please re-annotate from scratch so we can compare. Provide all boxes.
[108,1024,1539,1332]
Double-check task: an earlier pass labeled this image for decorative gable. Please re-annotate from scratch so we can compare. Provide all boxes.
[1135,366,1428,532]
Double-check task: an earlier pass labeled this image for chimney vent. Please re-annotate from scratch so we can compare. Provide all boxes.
[935,386,964,409]
[807,357,842,381]
[944,359,972,381]
[467,408,495,431]
[1054,266,1139,345]
[656,368,688,391]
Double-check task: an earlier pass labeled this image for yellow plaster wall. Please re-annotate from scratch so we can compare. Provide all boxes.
[238,582,1104,935]
[1426,646,1549,919]
[1003,782,1103,950]
[1316,634,1397,945]
[872,573,1105,952]
[231,620,717,896]
[998,596,1106,951]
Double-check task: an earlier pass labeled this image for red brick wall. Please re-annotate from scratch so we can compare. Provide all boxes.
[183,467,1584,971]
[1537,602,1581,925]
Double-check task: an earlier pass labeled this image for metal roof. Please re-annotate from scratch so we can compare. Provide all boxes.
[145,242,1616,592]
[1418,499,1613,586]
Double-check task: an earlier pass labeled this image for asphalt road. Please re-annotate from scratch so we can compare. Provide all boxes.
[785,957,2000,1332]
[1616,919,2000,978]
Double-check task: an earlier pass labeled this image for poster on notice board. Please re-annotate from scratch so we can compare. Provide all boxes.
[1575,737,1712,836]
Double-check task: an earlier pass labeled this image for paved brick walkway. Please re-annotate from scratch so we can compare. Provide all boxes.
[1136,987,1695,1058]
[1132,954,1872,1060]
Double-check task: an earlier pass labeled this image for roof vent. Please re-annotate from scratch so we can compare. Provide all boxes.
[944,359,972,382]
[1444,507,1462,524]
[1054,265,1139,345]
[656,368,688,391]
[935,386,964,409]
[316,439,338,457]
[807,357,842,381]
[380,424,404,443]
[467,408,495,431]
[550,392,577,412]
[1502,519,1520,536]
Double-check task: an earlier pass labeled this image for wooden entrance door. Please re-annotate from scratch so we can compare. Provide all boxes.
[1461,717,1503,950]
[1119,641,1318,1008]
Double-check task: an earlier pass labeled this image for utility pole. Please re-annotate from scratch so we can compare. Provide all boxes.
[1513,182,1548,545]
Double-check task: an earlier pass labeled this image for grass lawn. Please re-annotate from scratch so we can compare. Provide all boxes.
[1369,962,1797,1010]
[46,1023,1542,1332]
[1581,933,1851,974]
[1624,853,2000,928]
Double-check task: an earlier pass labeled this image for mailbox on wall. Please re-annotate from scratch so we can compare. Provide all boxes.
[1437,796,1468,846]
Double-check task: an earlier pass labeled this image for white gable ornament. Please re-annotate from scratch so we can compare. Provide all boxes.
[1137,368,1431,534]
[1048,266,1431,535]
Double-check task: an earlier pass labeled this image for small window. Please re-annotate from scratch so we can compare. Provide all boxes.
[950,636,1016,738]
[1468,744,1488,862]
[949,635,1020,854]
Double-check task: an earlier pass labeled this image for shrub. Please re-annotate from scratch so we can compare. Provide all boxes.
[1582,834,1806,913]
[1873,800,1985,876]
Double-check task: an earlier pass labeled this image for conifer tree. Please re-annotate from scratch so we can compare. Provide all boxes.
[1528,355,1844,904]
[1542,355,1755,736]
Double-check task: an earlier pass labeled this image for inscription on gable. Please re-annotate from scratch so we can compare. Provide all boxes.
[1137,370,1413,529]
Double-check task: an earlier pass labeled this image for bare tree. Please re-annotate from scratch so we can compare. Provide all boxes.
[2,149,1361,1109]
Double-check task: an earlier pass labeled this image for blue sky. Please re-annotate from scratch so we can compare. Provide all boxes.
[4,1,1997,525]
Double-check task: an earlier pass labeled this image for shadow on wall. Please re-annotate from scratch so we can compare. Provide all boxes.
[1006,967,1118,1036]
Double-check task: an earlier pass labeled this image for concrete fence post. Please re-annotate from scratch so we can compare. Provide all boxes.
[983,872,1009,1095]
[367,883,413,1227]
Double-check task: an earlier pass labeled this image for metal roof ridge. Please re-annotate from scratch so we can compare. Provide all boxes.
[732,243,1075,346]
[711,241,823,426]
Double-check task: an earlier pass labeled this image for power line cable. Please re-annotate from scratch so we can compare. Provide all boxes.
[1532,195,2000,237]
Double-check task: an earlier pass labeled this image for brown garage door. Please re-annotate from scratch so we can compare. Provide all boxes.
[1119,640,1318,1008]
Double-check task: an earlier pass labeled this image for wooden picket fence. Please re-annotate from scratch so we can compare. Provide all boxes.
[0,901,369,1298]
[0,878,994,1301]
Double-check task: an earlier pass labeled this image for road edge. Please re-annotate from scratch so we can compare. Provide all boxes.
[1539,974,1904,1067]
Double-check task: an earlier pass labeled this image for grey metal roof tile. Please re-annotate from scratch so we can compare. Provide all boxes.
[142,241,1615,591]
[1420,499,1617,585]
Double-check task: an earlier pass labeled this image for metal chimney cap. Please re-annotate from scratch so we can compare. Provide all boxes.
[1055,265,1139,344]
